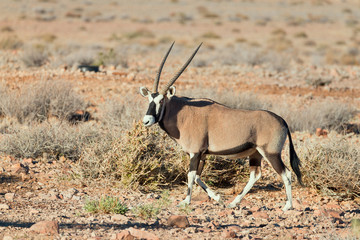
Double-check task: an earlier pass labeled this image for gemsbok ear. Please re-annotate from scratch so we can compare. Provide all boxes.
[167,86,176,97]
[140,87,150,97]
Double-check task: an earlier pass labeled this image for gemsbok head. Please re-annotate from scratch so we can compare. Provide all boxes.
[139,42,302,211]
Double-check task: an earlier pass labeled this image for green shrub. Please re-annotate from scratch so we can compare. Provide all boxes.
[131,191,171,219]
[84,196,129,214]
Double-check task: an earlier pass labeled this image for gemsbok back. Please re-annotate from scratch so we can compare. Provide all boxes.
[139,42,302,211]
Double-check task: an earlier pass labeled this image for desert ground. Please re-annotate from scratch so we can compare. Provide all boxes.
[0,0,360,239]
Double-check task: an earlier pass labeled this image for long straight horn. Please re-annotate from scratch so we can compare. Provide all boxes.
[159,43,202,95]
[153,42,175,92]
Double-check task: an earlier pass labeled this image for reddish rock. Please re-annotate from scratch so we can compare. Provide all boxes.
[30,221,59,235]
[115,230,135,240]
[252,211,269,219]
[315,128,328,137]
[218,209,233,217]
[327,210,342,219]
[5,193,15,202]
[23,158,34,164]
[249,206,260,212]
[167,215,190,228]
[11,163,29,174]
[222,229,236,238]
[128,228,159,240]
[325,203,342,210]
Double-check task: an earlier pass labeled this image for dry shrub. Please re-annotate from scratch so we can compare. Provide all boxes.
[277,100,357,132]
[0,120,101,160]
[0,80,87,123]
[0,35,23,50]
[297,133,360,198]
[21,47,49,67]
[77,122,188,191]
[202,156,247,187]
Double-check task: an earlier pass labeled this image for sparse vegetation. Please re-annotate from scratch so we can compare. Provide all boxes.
[298,134,360,198]
[21,47,49,67]
[0,35,23,50]
[84,196,129,214]
[132,191,171,219]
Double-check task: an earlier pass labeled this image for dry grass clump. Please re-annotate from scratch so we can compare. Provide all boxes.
[21,47,49,67]
[0,35,23,50]
[277,100,357,132]
[0,80,88,123]
[76,122,188,191]
[297,134,360,198]
[0,120,101,160]
[202,156,247,187]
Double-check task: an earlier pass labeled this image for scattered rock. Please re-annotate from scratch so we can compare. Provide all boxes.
[252,211,269,219]
[114,230,135,240]
[11,163,29,174]
[3,236,13,240]
[168,215,190,228]
[0,204,10,210]
[315,128,328,137]
[128,228,159,240]
[5,193,15,202]
[111,214,128,222]
[30,221,59,235]
[222,229,236,238]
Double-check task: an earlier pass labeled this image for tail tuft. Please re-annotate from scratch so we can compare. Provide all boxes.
[287,129,303,186]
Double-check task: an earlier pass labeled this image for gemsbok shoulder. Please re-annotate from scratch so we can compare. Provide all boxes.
[139,42,302,211]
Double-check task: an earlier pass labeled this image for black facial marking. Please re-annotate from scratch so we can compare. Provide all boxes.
[145,92,163,123]
[151,93,160,98]
[146,101,157,116]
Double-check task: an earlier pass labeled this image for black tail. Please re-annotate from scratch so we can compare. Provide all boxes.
[287,128,303,186]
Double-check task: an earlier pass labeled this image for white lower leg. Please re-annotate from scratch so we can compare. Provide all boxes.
[195,175,221,202]
[227,170,261,208]
[281,168,292,211]
[179,170,196,206]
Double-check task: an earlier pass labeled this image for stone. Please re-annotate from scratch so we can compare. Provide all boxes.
[115,230,135,240]
[5,193,15,202]
[222,229,236,238]
[128,228,159,240]
[11,163,29,174]
[252,211,269,219]
[30,221,59,235]
[111,214,128,222]
[168,215,190,228]
[0,204,10,210]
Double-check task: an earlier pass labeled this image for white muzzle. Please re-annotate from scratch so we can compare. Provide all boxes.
[143,115,155,127]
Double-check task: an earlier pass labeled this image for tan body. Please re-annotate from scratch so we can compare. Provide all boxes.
[161,96,286,160]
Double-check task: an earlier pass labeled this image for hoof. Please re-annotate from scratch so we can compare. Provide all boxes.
[178,200,190,207]
[227,203,236,209]
[282,203,293,211]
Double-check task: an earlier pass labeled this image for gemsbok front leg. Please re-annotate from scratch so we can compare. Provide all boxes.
[179,153,200,206]
[227,151,262,208]
[194,158,222,203]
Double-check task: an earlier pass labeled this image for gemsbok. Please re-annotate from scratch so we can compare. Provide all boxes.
[139,42,302,211]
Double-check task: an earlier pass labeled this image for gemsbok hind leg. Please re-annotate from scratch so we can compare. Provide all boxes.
[227,151,262,209]
[256,147,292,211]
